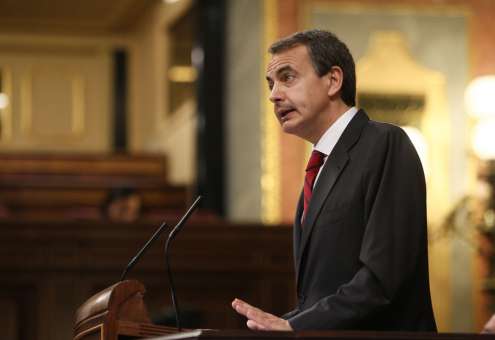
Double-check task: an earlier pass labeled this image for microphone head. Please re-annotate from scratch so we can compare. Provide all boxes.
[169,196,202,240]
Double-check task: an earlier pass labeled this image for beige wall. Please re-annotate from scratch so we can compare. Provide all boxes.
[0,35,118,152]
[225,0,264,222]
[127,0,196,184]
[0,0,196,184]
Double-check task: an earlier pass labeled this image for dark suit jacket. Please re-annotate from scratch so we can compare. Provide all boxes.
[284,110,437,331]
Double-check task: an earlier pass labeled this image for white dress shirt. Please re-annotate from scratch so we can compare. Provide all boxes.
[312,106,358,187]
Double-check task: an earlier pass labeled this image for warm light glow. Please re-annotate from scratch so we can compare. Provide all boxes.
[163,0,181,4]
[402,126,428,175]
[191,47,204,68]
[465,75,495,119]
[0,93,9,109]
[168,66,197,83]
[472,119,495,160]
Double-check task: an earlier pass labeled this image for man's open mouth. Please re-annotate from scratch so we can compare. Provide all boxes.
[279,108,295,119]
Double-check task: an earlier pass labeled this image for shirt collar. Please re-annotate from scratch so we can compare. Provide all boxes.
[314,106,358,156]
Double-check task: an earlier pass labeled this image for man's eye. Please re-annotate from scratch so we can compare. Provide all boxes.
[283,74,295,82]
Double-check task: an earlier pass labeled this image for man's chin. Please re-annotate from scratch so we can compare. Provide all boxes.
[281,122,300,136]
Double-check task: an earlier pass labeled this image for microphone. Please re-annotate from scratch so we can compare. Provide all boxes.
[165,195,202,331]
[120,221,169,282]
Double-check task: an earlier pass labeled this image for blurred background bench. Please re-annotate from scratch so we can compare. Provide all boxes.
[0,153,190,221]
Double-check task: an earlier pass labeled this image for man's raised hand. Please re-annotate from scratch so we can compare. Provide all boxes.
[231,298,292,331]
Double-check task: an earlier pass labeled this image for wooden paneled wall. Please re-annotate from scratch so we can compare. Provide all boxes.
[0,153,190,221]
[0,153,294,340]
[0,220,295,340]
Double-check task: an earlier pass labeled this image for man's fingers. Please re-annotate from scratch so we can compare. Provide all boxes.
[246,308,274,324]
[232,299,267,330]
[232,298,252,311]
[232,298,255,316]
[235,299,261,312]
[232,298,247,307]
[247,319,267,331]
[232,298,266,318]
[231,298,292,331]
[233,298,276,324]
[245,308,292,331]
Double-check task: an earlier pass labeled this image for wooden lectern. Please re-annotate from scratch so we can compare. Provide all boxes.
[145,330,494,340]
[74,280,177,340]
[144,329,495,340]
[74,281,495,340]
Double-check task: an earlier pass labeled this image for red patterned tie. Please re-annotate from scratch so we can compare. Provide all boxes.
[303,150,326,220]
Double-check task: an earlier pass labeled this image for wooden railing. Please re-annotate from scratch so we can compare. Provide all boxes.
[0,153,189,220]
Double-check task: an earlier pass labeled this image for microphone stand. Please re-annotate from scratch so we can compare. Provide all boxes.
[165,234,181,331]
[120,221,169,282]
[164,195,202,332]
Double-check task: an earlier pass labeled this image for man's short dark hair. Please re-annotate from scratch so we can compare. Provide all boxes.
[268,29,356,107]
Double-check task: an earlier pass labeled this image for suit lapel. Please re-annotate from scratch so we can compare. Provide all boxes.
[293,192,303,282]
[295,110,369,288]
[296,146,349,282]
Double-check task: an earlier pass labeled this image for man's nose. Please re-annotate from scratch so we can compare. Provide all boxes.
[269,83,284,103]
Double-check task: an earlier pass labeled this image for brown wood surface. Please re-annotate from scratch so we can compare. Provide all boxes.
[0,153,168,177]
[0,219,295,340]
[0,153,189,220]
[146,329,495,340]
[74,279,178,340]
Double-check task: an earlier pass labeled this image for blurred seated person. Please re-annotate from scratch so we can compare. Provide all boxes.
[104,187,142,223]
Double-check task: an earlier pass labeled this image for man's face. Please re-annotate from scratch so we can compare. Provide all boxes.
[266,45,331,142]
[107,194,141,223]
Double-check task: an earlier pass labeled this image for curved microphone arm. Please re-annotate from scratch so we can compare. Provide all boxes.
[165,235,181,331]
[163,195,201,331]
[120,221,169,282]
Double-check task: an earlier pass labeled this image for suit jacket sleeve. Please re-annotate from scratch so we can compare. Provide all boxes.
[281,308,300,320]
[288,127,428,330]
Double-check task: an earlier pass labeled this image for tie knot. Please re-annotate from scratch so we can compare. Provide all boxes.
[306,150,326,171]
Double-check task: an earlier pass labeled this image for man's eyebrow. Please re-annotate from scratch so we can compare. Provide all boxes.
[266,65,295,82]
[275,65,294,77]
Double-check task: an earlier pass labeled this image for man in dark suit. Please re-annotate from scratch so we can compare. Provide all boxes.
[232,29,436,331]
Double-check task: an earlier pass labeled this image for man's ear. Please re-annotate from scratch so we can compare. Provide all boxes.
[327,66,344,97]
